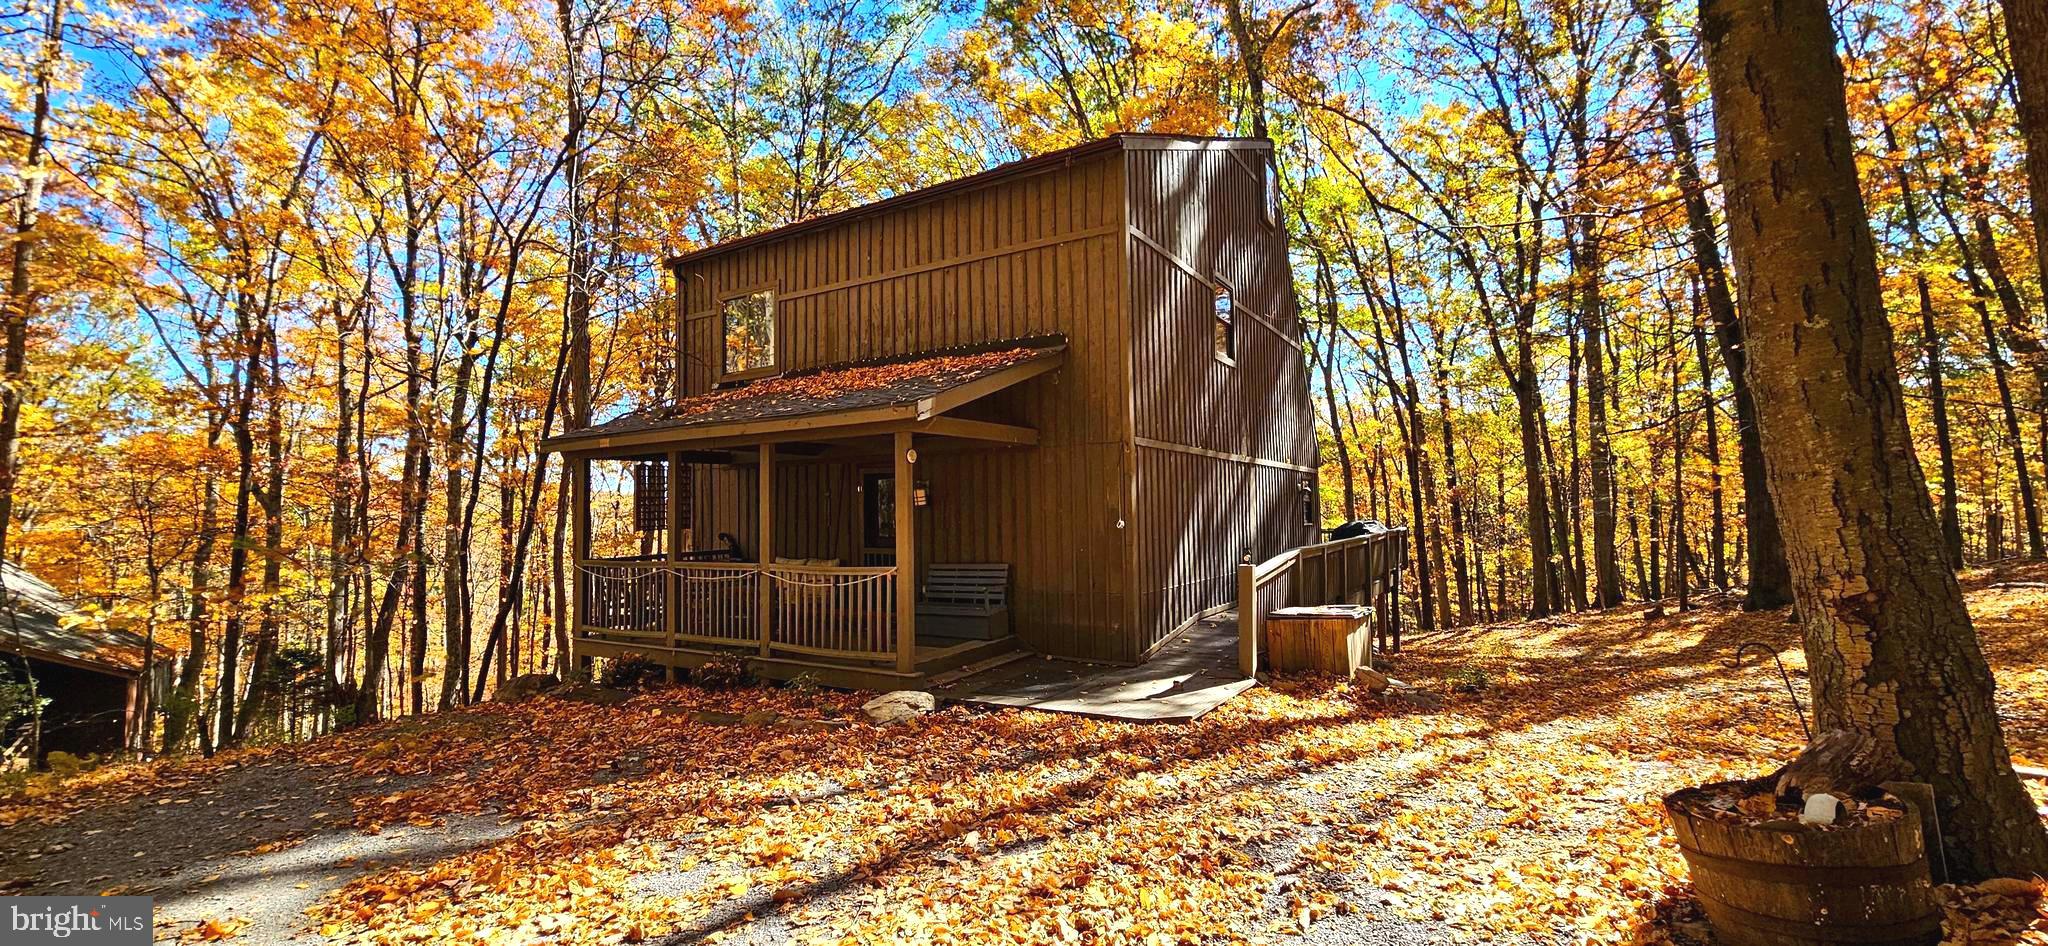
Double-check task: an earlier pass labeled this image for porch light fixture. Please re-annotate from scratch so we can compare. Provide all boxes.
[904,447,919,464]
[913,480,930,507]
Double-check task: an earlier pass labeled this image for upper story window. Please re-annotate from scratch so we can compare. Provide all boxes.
[1264,160,1282,227]
[1213,284,1236,364]
[722,290,776,377]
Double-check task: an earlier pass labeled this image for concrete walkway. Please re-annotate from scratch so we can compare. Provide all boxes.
[931,616,1253,722]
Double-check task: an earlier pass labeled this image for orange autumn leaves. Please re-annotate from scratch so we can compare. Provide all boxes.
[28,563,2048,944]
[294,616,1761,943]
[659,345,1055,424]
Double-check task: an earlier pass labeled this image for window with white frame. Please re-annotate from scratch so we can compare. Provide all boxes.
[1264,160,1282,227]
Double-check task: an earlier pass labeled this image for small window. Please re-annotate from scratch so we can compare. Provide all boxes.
[722,290,776,376]
[1213,284,1236,363]
[862,472,895,549]
[1264,161,1282,227]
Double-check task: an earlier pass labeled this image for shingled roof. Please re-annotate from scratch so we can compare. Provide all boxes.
[0,562,149,675]
[542,336,1066,452]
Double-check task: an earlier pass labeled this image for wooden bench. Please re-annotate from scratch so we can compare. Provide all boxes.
[916,564,1010,641]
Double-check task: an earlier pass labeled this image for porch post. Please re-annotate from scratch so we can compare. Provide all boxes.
[894,432,916,673]
[571,455,591,675]
[1237,561,1258,677]
[757,442,774,657]
[665,450,683,680]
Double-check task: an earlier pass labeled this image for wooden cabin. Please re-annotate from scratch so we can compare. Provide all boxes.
[0,562,157,761]
[542,134,1330,689]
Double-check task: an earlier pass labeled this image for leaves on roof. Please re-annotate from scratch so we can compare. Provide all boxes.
[661,346,1048,422]
[579,344,1059,439]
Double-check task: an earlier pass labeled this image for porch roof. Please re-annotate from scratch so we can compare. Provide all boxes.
[541,336,1064,455]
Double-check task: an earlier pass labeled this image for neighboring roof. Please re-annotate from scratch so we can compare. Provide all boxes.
[0,562,148,676]
[668,134,1275,267]
[542,337,1066,453]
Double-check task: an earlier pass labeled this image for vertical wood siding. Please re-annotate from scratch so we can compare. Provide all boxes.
[672,153,1134,661]
[1125,143,1320,653]
[661,139,1318,664]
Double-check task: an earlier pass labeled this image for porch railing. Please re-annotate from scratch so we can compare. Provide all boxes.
[1235,529,1409,676]
[580,559,668,639]
[766,564,897,661]
[577,558,897,664]
[673,563,758,646]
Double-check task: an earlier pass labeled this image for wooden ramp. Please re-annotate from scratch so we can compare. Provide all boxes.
[931,617,1253,723]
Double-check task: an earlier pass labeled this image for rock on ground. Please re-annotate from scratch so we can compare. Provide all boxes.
[860,690,935,724]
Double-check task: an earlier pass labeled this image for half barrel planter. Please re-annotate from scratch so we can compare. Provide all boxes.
[1663,782,1940,946]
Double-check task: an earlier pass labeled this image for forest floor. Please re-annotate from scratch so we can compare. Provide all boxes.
[6,565,2048,946]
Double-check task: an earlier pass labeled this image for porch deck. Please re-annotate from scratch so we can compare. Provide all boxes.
[932,616,1252,723]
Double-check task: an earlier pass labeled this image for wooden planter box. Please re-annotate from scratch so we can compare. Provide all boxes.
[1265,605,1373,676]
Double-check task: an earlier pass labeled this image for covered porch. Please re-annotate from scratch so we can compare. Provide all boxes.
[542,340,1064,689]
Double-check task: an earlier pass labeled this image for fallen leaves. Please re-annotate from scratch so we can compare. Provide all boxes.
[618,345,1056,431]
[181,916,248,941]
[15,563,2048,945]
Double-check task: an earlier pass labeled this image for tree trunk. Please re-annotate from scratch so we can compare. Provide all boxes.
[1565,341,1590,613]
[0,0,64,580]
[353,256,427,725]
[497,479,514,686]
[1670,327,1691,612]
[1880,127,1965,568]
[550,469,571,672]
[1347,226,1438,635]
[1221,0,1270,138]
[1694,323,1729,589]
[1973,272,2044,559]
[1368,303,1438,638]
[1996,0,2048,342]
[1698,0,2048,877]
[471,324,572,702]
[1908,282,1960,563]
[440,258,484,709]
[213,289,263,749]
[1630,507,1647,600]
[1931,180,2046,561]
[353,440,419,727]
[1501,336,1561,617]
[1971,218,2048,558]
[1312,250,1358,521]
[1639,0,1791,609]
[1648,485,1663,601]
[233,327,286,742]
[326,301,357,697]
[560,0,592,436]
[1436,365,1474,624]
[163,410,222,752]
[1583,229,1623,607]
[1541,421,1584,612]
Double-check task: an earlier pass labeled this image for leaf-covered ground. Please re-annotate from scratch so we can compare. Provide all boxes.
[7,564,2048,946]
